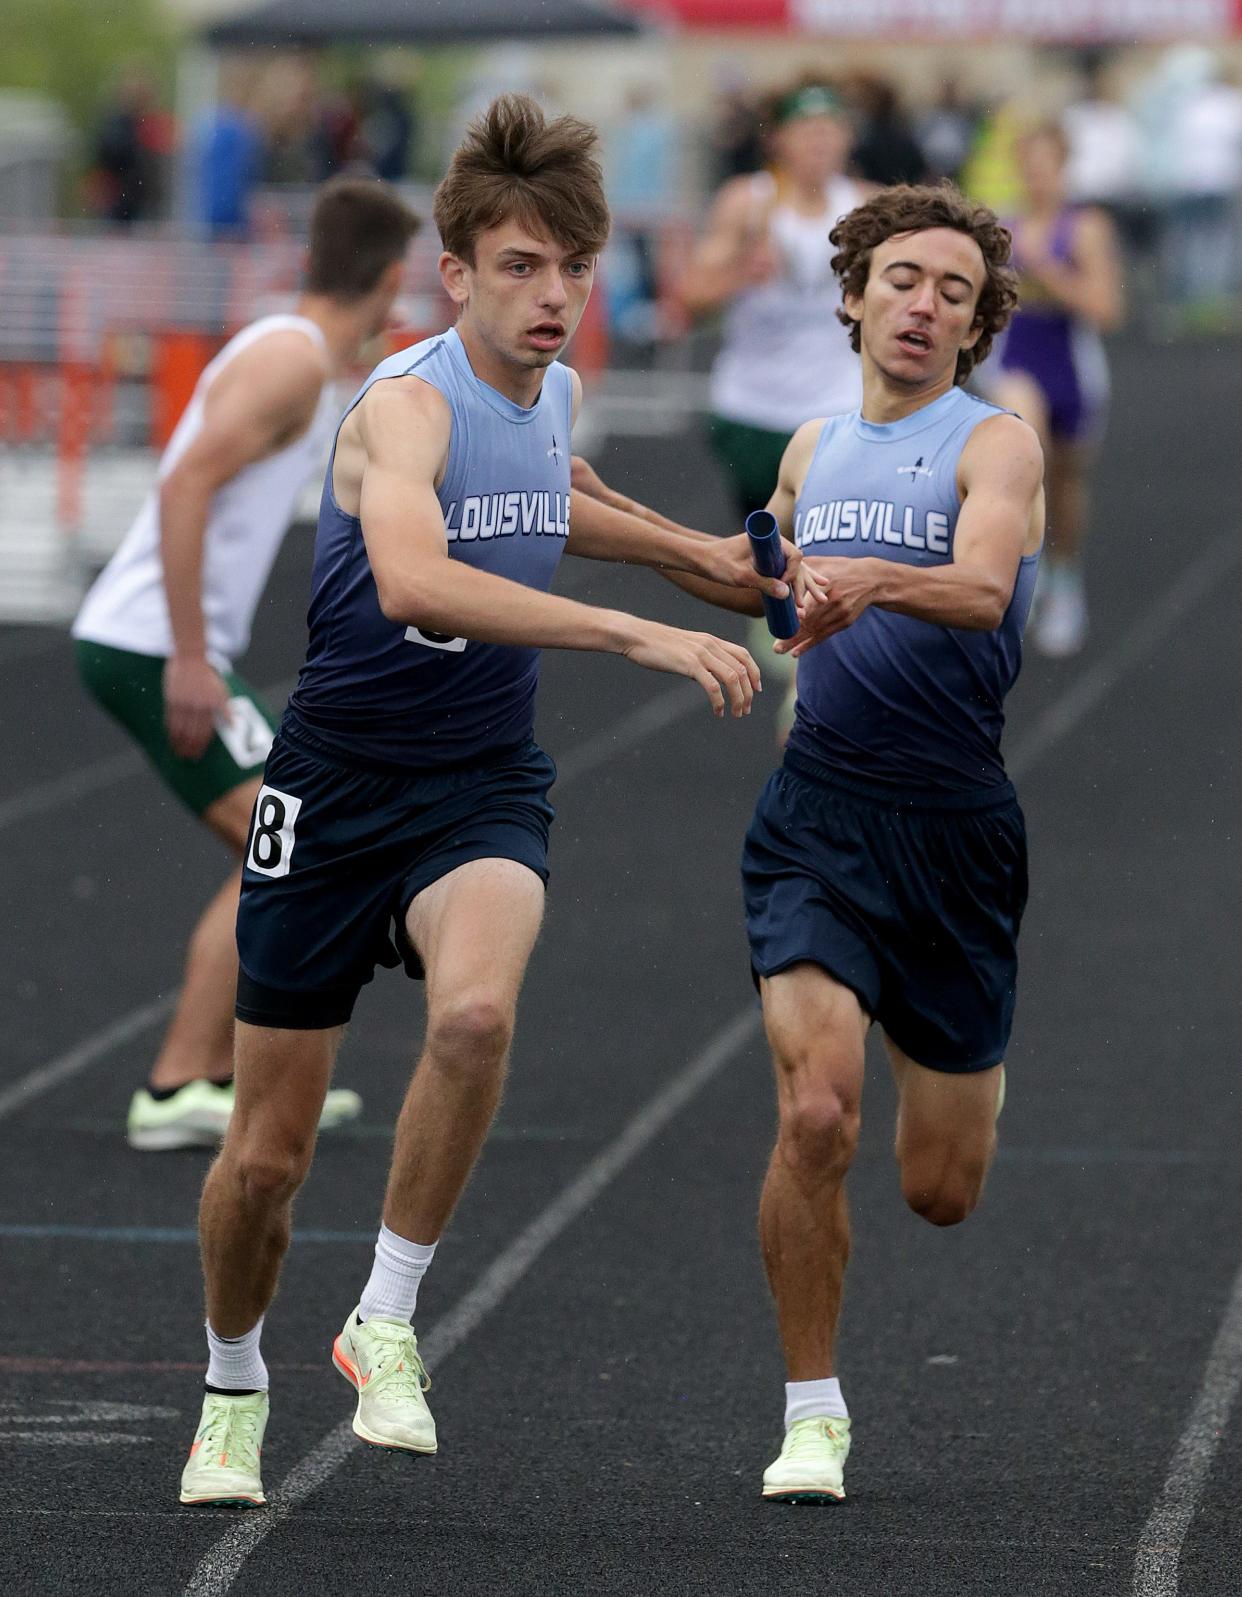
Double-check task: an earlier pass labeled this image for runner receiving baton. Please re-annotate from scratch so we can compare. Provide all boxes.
[746,510,800,639]
[567,456,823,650]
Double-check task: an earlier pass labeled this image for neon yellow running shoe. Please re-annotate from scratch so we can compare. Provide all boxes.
[332,1308,436,1454]
[762,1416,851,1504]
[179,1390,268,1507]
[127,1080,363,1150]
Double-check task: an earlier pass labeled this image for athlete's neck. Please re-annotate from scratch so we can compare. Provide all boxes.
[454,320,545,409]
[774,168,836,212]
[1023,197,1064,226]
[295,295,380,376]
[859,363,958,425]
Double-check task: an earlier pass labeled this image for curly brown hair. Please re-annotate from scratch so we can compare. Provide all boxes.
[831,183,1018,384]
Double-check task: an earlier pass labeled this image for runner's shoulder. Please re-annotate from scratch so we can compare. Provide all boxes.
[353,375,453,472]
[208,329,327,422]
[709,173,769,228]
[355,374,452,439]
[787,417,831,466]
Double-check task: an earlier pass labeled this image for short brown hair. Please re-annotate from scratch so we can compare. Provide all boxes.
[831,183,1018,383]
[433,93,610,264]
[306,178,420,298]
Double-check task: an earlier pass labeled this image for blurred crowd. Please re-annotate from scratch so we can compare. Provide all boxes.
[701,47,1242,331]
[82,57,421,237]
[75,44,1242,333]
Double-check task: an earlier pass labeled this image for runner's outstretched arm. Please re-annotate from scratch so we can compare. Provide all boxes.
[569,453,814,618]
[354,378,761,718]
[580,421,827,620]
[561,377,792,604]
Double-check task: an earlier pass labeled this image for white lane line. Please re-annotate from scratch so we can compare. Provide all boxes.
[1006,528,1242,781]
[15,528,1238,1571]
[0,553,605,835]
[0,673,295,838]
[0,997,175,1125]
[1002,531,1242,1594]
[0,1401,178,1421]
[1132,1260,1242,1595]
[551,680,700,788]
[181,523,1242,1591]
[1014,528,1242,1594]
[0,1433,152,1447]
[0,683,703,1126]
[0,750,145,834]
[183,1006,763,1597]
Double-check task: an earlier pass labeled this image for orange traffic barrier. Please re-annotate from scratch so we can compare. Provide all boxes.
[152,331,219,450]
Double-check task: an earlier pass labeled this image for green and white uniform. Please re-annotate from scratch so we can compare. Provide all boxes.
[73,314,339,813]
[708,171,864,515]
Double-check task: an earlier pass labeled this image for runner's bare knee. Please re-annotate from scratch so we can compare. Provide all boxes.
[228,1127,316,1205]
[777,1082,860,1182]
[425,990,514,1075]
[900,1142,990,1227]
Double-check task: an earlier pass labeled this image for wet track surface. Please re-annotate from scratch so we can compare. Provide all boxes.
[1,337,1240,1594]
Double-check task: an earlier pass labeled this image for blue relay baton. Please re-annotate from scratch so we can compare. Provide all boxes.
[745,509,800,640]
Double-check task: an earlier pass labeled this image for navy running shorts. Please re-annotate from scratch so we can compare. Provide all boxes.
[741,749,1028,1072]
[235,714,556,1030]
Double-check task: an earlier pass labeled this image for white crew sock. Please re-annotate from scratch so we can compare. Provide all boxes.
[358,1224,437,1324]
[205,1317,268,1392]
[785,1377,848,1430]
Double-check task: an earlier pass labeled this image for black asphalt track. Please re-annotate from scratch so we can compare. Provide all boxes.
[1,335,1240,1595]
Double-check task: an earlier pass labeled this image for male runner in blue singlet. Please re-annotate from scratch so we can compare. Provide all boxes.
[732,185,1043,1504]
[178,94,789,1508]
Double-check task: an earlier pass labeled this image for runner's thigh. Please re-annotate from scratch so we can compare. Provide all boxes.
[885,1034,1002,1168]
[406,858,546,1011]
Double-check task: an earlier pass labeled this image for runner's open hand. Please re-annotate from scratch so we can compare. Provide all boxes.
[621,619,761,717]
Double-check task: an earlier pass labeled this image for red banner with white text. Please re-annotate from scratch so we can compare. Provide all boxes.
[625,0,1240,37]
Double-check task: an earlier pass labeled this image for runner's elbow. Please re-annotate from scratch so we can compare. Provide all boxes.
[373,574,408,623]
[374,573,432,627]
[966,582,1009,630]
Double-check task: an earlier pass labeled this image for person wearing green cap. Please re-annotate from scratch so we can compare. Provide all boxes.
[682,76,872,738]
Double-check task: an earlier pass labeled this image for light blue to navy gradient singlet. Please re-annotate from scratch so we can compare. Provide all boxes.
[290,328,573,767]
[787,385,1039,793]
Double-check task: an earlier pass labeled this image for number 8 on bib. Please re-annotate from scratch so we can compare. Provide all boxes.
[247,785,302,878]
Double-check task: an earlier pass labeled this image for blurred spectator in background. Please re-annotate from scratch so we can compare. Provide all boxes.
[311,84,365,180]
[1168,54,1242,317]
[960,99,1024,214]
[605,86,678,341]
[917,77,982,185]
[253,58,320,185]
[682,76,866,521]
[87,67,173,224]
[1061,52,1144,294]
[681,76,868,736]
[1062,52,1139,218]
[846,74,928,187]
[356,61,419,181]
[1133,46,1242,322]
[190,64,264,238]
[708,74,764,184]
[986,122,1123,657]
